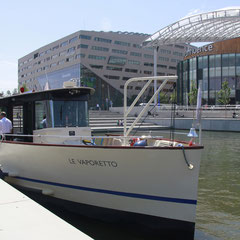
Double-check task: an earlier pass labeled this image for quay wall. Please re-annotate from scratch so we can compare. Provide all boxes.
[146,118,240,132]
[110,107,240,132]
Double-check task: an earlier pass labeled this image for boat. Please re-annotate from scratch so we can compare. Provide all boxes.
[0,76,203,239]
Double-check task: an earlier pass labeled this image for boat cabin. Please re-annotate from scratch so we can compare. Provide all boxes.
[0,87,94,143]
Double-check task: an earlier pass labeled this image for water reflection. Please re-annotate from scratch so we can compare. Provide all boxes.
[196,131,240,239]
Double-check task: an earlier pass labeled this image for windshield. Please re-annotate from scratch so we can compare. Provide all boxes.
[53,100,88,127]
[35,100,89,129]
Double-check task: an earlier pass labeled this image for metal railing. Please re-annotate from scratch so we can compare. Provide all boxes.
[123,76,178,140]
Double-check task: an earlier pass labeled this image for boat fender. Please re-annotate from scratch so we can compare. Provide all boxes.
[181,146,194,170]
[42,189,54,195]
[133,139,147,147]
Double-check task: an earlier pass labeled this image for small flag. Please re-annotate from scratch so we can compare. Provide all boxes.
[44,81,49,90]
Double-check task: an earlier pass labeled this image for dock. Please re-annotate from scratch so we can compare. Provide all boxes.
[0,179,92,240]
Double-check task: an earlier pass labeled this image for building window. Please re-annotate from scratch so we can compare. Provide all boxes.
[144,62,153,67]
[159,56,169,62]
[125,68,138,73]
[60,41,68,47]
[169,66,177,70]
[144,54,153,59]
[160,49,171,54]
[128,60,140,65]
[173,51,183,57]
[112,49,128,55]
[34,53,39,59]
[135,86,141,90]
[175,44,184,49]
[79,34,91,40]
[52,45,59,51]
[50,62,57,67]
[45,49,51,54]
[58,60,65,65]
[90,65,103,69]
[94,37,112,44]
[88,55,106,60]
[52,54,58,59]
[104,75,120,80]
[78,44,88,49]
[144,70,152,75]
[130,52,142,57]
[92,46,109,52]
[122,77,130,81]
[133,43,141,49]
[106,66,122,71]
[69,36,78,44]
[108,56,127,65]
[39,52,45,57]
[158,64,167,69]
[59,50,67,56]
[120,85,124,89]
[67,47,76,54]
[114,40,130,47]
[75,53,85,59]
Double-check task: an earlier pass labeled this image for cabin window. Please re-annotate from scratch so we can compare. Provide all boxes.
[13,106,23,134]
[35,100,88,129]
[53,101,88,127]
[35,101,53,129]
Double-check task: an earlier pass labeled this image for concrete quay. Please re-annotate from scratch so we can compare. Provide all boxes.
[0,179,92,240]
[93,109,240,132]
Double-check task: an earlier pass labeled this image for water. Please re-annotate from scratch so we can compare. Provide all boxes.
[28,131,240,239]
[196,131,240,240]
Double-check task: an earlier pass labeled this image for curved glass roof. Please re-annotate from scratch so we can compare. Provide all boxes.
[143,7,240,47]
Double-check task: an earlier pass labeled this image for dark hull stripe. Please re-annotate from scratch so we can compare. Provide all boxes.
[15,176,197,205]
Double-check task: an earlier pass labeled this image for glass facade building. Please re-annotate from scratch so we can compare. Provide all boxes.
[19,30,189,108]
[177,38,240,105]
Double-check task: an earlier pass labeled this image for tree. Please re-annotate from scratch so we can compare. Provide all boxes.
[6,90,11,96]
[188,81,198,118]
[188,81,198,106]
[170,90,177,104]
[12,88,18,95]
[217,81,231,106]
[217,81,231,117]
[159,92,169,104]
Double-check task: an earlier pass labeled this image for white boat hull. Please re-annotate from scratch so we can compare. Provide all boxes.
[0,141,202,239]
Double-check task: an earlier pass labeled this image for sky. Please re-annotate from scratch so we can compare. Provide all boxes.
[0,0,239,93]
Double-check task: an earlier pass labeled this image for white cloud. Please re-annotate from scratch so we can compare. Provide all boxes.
[0,60,18,93]
[100,17,112,31]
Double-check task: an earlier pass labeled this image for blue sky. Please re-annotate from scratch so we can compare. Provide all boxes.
[0,0,239,92]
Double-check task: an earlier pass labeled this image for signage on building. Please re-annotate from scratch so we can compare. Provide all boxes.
[185,44,213,57]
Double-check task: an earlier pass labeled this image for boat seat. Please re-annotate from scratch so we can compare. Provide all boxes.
[112,138,122,146]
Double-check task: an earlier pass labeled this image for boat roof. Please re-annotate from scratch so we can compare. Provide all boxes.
[0,87,95,106]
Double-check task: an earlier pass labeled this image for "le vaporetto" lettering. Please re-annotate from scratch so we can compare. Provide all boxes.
[68,158,118,167]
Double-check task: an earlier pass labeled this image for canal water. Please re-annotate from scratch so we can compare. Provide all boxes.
[37,130,240,240]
